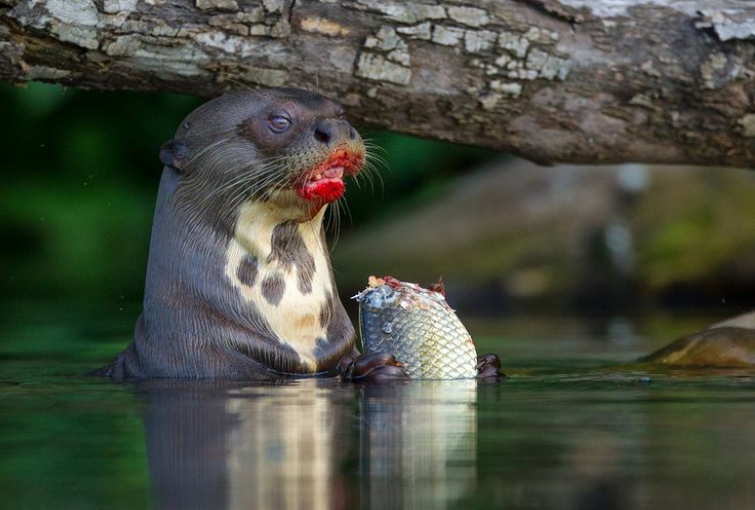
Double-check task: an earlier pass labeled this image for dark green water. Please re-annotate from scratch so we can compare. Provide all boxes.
[2,302,755,510]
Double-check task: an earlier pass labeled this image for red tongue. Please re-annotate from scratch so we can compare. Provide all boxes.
[297,178,346,202]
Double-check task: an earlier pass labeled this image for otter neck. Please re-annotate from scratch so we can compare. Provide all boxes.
[233,196,328,259]
[225,197,335,372]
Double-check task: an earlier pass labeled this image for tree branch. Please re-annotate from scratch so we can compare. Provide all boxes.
[2,0,755,166]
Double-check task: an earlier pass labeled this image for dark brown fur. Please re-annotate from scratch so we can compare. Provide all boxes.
[96,88,361,381]
[261,274,286,306]
[268,221,316,293]
[237,254,259,287]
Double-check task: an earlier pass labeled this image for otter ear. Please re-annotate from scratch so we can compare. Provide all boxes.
[159,140,188,171]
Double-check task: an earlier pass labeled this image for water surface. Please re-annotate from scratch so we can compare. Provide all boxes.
[2,303,755,510]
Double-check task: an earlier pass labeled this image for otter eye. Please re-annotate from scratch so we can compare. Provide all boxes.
[268,115,291,133]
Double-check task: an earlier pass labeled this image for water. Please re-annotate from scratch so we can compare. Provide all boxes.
[2,303,755,510]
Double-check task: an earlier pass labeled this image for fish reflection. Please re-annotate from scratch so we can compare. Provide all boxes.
[135,379,479,510]
[357,381,478,510]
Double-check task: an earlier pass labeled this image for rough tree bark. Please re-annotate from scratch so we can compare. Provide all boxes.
[1,0,755,167]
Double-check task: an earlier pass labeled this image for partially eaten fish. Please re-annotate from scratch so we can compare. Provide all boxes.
[354,276,478,379]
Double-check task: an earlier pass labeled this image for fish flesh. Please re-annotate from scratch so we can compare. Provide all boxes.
[354,276,478,379]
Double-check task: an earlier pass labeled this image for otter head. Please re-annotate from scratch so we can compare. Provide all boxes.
[159,88,365,227]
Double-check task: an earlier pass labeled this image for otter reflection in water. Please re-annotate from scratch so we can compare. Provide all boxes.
[135,379,478,510]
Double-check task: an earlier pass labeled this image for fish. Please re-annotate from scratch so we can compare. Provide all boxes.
[354,276,479,379]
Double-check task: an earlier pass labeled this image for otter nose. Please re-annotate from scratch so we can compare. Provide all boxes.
[313,118,354,146]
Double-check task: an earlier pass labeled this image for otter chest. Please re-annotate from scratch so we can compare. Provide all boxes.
[225,201,333,369]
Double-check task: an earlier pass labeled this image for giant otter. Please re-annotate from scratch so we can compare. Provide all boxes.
[96,88,501,381]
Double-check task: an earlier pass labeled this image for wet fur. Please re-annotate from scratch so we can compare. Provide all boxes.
[99,89,360,381]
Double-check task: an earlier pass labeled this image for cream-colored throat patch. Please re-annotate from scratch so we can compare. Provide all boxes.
[225,198,334,372]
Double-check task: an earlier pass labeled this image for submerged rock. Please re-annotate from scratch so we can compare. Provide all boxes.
[643,324,755,368]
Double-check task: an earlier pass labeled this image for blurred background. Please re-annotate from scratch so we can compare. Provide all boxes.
[3,82,755,320]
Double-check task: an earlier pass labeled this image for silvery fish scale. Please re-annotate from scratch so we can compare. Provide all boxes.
[357,282,478,379]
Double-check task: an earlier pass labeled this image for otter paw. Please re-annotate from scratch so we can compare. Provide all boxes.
[335,351,359,375]
[476,353,505,380]
[340,351,409,382]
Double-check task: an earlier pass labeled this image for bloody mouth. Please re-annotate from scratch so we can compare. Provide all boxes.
[296,148,364,203]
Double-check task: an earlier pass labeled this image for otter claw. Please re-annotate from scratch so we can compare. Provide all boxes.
[476,353,505,380]
[340,351,409,382]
